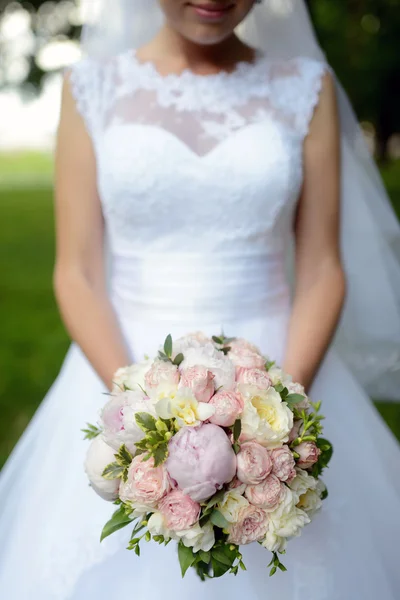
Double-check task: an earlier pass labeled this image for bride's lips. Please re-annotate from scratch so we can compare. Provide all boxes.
[188,2,235,21]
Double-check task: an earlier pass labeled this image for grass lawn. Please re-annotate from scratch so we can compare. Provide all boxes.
[0,152,400,468]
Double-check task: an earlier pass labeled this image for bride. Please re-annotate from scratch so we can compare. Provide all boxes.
[1,1,400,598]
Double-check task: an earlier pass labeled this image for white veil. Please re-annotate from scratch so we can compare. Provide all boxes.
[79,0,400,400]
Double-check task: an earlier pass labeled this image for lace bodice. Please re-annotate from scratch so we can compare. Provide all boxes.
[70,50,326,322]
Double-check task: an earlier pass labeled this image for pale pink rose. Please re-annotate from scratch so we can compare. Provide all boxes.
[208,390,244,427]
[227,505,269,545]
[144,360,180,391]
[158,490,200,531]
[119,455,170,507]
[245,474,284,510]
[179,366,215,403]
[236,368,271,390]
[270,446,296,482]
[229,344,265,373]
[229,338,262,354]
[237,441,272,485]
[166,424,236,502]
[288,420,303,444]
[296,442,321,469]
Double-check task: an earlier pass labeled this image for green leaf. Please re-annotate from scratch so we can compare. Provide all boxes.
[321,486,329,500]
[100,506,132,542]
[102,461,125,480]
[164,334,173,358]
[134,544,141,556]
[274,383,284,393]
[221,347,231,355]
[212,335,224,345]
[115,444,133,467]
[233,419,242,442]
[153,444,168,467]
[82,423,102,440]
[205,489,226,511]
[265,360,275,370]
[199,551,211,564]
[211,556,231,578]
[233,442,240,454]
[173,352,184,366]
[211,549,234,567]
[158,351,170,363]
[269,566,277,577]
[210,510,230,529]
[135,412,158,433]
[285,393,306,406]
[178,542,196,577]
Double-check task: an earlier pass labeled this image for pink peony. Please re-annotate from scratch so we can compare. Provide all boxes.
[145,360,180,391]
[100,390,156,453]
[296,442,321,469]
[158,490,200,531]
[208,390,244,427]
[166,424,237,502]
[245,474,283,510]
[237,441,272,485]
[228,340,265,373]
[227,505,269,545]
[270,446,296,482]
[179,365,215,403]
[236,368,271,390]
[119,455,170,507]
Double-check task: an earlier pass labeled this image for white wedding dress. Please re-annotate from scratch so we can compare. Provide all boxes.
[1,50,400,600]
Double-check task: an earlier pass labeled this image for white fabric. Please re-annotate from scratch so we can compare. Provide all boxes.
[0,49,400,599]
[78,0,400,399]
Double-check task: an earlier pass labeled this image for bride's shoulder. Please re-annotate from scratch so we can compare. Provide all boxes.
[267,55,328,81]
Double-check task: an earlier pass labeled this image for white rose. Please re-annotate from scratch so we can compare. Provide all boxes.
[239,386,293,448]
[175,521,215,553]
[218,490,249,523]
[296,489,322,517]
[112,360,152,394]
[84,436,120,501]
[288,467,317,501]
[268,487,310,539]
[180,342,235,390]
[156,388,215,427]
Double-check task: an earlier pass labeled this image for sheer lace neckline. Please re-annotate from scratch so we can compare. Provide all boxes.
[121,48,268,84]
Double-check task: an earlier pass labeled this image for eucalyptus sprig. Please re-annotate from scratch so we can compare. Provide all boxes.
[133,412,176,466]
[212,333,236,355]
[158,334,184,366]
[274,383,307,409]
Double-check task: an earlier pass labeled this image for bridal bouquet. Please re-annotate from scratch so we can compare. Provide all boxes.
[83,333,332,579]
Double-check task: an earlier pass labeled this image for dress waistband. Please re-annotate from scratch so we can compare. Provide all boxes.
[109,251,290,324]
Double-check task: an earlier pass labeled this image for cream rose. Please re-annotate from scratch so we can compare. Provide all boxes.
[288,467,317,499]
[84,436,120,501]
[239,386,293,448]
[245,474,283,511]
[218,489,249,523]
[267,486,310,540]
[237,441,272,485]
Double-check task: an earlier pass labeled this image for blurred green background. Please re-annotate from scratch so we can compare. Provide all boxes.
[0,1,400,468]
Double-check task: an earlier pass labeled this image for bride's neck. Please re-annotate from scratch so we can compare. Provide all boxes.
[139,25,255,73]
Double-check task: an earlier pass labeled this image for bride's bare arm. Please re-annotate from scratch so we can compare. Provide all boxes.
[283,71,346,390]
[53,75,131,389]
